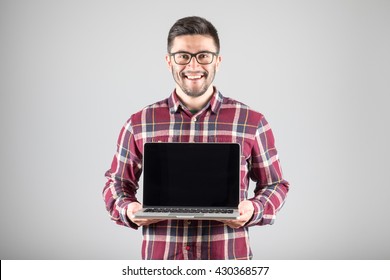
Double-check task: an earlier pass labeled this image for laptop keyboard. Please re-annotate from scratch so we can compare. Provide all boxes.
[144,208,234,214]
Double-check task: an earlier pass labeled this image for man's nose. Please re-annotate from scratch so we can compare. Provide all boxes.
[187,56,200,68]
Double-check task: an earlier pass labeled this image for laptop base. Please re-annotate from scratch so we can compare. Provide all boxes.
[134,209,239,220]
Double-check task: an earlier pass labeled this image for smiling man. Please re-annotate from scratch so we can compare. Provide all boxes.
[168,35,220,103]
[103,16,290,260]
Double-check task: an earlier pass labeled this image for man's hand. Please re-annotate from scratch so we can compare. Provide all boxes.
[219,200,254,229]
[126,202,163,227]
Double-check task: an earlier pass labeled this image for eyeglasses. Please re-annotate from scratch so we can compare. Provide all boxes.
[169,51,219,65]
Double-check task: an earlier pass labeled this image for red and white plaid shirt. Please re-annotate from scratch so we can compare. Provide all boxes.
[103,89,289,259]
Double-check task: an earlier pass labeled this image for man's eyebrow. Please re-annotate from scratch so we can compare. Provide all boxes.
[171,50,215,53]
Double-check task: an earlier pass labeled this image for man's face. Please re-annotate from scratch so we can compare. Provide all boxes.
[166,35,221,98]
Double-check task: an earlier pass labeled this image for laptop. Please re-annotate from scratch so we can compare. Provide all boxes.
[134,142,241,220]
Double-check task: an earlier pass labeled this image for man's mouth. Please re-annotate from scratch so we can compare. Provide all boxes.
[186,75,203,80]
[182,72,206,80]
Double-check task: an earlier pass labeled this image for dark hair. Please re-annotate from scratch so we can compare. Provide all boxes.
[167,16,220,53]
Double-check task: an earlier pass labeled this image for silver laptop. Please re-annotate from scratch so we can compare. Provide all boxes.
[134,142,240,220]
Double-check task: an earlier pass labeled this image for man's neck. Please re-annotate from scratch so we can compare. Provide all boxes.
[175,86,215,111]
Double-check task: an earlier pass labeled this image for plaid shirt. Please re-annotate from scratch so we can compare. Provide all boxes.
[103,89,289,260]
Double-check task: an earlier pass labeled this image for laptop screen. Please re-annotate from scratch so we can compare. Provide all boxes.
[142,143,240,208]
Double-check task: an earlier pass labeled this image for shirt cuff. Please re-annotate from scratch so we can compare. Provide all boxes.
[120,201,140,230]
[245,199,264,227]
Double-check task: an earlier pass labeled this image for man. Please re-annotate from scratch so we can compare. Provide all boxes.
[103,16,289,260]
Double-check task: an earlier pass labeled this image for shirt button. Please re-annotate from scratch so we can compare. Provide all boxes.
[185,220,191,225]
[185,245,191,251]
[192,117,197,122]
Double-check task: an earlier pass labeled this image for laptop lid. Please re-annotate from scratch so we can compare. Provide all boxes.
[136,142,240,220]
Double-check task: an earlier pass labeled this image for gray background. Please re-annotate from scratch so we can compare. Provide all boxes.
[1,0,389,259]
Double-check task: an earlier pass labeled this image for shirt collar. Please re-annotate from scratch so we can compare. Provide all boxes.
[168,87,223,115]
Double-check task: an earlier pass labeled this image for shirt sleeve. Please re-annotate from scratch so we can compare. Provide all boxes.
[102,117,142,229]
[246,116,290,227]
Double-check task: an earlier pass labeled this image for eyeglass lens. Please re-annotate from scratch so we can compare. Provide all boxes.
[173,52,215,65]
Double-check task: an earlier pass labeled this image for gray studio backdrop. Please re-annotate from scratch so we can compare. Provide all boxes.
[1,0,389,259]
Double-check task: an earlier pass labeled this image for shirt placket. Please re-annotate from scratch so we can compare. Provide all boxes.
[182,220,193,259]
[189,115,198,143]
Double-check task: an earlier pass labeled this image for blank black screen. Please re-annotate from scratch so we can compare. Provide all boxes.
[142,143,240,208]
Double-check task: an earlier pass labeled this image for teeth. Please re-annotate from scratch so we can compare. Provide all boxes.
[186,75,202,79]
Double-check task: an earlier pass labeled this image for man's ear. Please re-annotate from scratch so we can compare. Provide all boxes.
[215,55,222,72]
[165,54,173,70]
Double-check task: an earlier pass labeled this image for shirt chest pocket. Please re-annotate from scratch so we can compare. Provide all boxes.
[209,136,251,160]
[208,136,233,143]
[149,136,178,143]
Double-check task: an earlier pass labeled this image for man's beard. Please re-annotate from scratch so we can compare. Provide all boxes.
[181,82,209,97]
[172,68,216,98]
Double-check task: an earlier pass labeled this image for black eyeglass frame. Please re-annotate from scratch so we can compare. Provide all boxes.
[169,51,219,65]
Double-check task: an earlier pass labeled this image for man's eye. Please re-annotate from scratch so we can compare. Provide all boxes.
[198,53,209,59]
[178,54,190,59]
